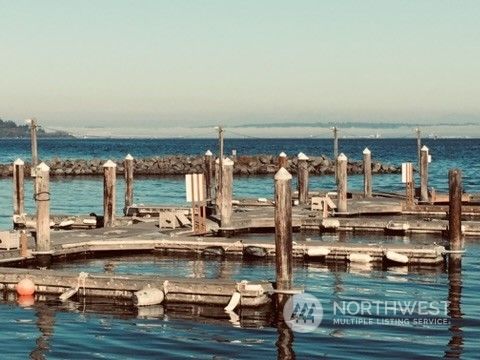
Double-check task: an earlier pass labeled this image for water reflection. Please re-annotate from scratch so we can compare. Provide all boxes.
[30,302,55,360]
[444,254,463,359]
[275,294,295,360]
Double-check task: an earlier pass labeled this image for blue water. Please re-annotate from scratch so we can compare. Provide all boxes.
[0,138,479,359]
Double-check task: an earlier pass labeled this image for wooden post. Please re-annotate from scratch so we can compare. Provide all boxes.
[35,162,51,266]
[416,127,421,171]
[333,127,338,160]
[20,230,28,257]
[333,126,338,182]
[278,152,288,169]
[363,148,372,198]
[404,162,415,209]
[297,152,309,205]
[337,153,348,213]
[217,126,224,180]
[13,158,25,216]
[220,157,234,228]
[103,160,117,227]
[274,167,293,291]
[124,154,134,215]
[204,150,213,202]
[214,158,221,215]
[28,118,39,171]
[448,169,462,250]
[420,145,429,202]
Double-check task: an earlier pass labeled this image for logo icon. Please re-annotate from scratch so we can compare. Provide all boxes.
[283,293,323,333]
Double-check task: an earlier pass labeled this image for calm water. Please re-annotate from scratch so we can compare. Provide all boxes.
[0,138,479,359]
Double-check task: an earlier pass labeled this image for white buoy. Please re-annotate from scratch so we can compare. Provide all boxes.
[348,253,372,263]
[385,250,409,264]
[133,286,165,306]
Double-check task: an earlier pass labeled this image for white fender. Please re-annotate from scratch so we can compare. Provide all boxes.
[133,286,164,306]
[224,291,241,312]
[349,253,372,263]
[307,247,330,257]
[386,250,409,264]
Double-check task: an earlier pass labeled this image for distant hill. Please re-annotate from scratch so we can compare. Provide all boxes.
[0,119,74,138]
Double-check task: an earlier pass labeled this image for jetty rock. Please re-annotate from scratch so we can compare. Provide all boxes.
[0,155,400,177]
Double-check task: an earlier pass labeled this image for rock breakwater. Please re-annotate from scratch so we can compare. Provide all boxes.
[0,155,400,177]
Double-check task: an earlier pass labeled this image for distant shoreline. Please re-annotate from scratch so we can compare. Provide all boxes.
[0,136,477,140]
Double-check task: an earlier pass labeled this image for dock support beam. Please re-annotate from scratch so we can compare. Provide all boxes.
[124,154,134,215]
[13,158,25,216]
[103,160,117,227]
[337,153,348,213]
[297,152,309,205]
[35,162,51,267]
[448,169,462,250]
[278,152,288,169]
[274,168,293,291]
[420,145,429,202]
[204,150,213,203]
[363,148,372,198]
[220,157,234,228]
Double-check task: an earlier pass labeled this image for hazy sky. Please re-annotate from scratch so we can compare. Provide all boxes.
[1,0,479,135]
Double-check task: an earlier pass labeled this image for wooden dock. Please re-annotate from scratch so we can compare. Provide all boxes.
[0,266,273,307]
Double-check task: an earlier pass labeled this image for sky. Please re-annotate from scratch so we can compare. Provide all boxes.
[1,0,479,137]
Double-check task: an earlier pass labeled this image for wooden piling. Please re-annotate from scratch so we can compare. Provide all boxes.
[220,158,234,228]
[35,162,51,265]
[337,153,348,213]
[448,169,462,250]
[297,152,309,205]
[420,145,429,202]
[215,158,221,215]
[204,150,213,202]
[416,127,421,171]
[278,152,288,169]
[124,154,134,214]
[363,148,372,198]
[404,162,415,209]
[103,160,117,227]
[20,230,28,257]
[274,167,293,290]
[28,118,39,171]
[333,127,339,182]
[13,158,25,216]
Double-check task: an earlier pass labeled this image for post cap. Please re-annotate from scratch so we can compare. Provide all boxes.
[338,153,347,161]
[279,151,287,157]
[363,148,371,155]
[274,167,293,180]
[125,154,134,160]
[297,152,309,160]
[421,145,429,152]
[223,157,234,166]
[14,158,24,165]
[36,162,50,172]
[205,150,213,156]
[103,160,117,168]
